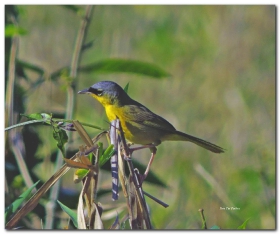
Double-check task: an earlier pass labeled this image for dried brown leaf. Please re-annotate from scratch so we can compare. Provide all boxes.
[64,157,95,170]
[93,203,104,229]
[77,184,87,229]
[73,120,93,147]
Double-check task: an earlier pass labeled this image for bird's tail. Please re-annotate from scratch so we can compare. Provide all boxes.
[164,131,224,153]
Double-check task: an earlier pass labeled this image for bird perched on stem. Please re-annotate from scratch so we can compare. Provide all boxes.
[78,81,224,180]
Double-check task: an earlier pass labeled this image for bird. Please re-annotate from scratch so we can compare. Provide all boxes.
[78,81,224,179]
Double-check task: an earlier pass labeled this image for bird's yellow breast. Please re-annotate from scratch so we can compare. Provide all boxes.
[104,104,136,143]
[104,104,120,122]
[90,94,135,140]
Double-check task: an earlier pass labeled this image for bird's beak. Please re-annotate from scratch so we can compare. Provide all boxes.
[78,88,90,94]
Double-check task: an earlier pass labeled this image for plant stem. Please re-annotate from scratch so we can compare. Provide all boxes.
[6,14,34,189]
[198,208,207,229]
[117,120,152,229]
[45,5,94,229]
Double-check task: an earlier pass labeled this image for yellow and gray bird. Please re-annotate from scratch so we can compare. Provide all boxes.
[78,81,224,179]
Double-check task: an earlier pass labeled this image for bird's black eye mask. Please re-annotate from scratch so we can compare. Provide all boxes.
[89,87,103,96]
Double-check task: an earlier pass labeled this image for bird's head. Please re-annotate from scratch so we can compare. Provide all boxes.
[78,81,128,106]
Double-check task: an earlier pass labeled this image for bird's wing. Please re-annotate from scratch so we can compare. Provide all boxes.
[121,104,176,132]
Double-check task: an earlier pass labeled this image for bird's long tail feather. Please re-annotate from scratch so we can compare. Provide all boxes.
[165,131,224,153]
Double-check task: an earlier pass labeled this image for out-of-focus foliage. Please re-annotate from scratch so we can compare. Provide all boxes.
[5,181,40,224]
[5,5,275,229]
[79,58,171,78]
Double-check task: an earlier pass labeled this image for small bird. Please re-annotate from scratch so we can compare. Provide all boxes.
[78,81,224,179]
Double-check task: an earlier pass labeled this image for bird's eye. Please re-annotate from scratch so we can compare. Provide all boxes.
[95,89,103,96]
[88,87,103,96]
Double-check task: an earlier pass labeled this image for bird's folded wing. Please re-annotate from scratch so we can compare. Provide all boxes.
[122,104,176,132]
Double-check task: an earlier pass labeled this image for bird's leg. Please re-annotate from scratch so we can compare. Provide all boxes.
[142,146,157,180]
[127,145,157,184]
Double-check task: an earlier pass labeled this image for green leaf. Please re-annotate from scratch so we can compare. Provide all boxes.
[21,113,52,122]
[76,168,90,176]
[98,142,103,159]
[99,144,115,167]
[53,128,68,158]
[210,225,220,229]
[123,82,129,94]
[23,113,52,126]
[5,181,40,224]
[79,59,170,78]
[237,218,250,229]
[5,24,27,37]
[38,113,52,122]
[57,200,78,228]
[21,113,43,120]
[75,168,89,180]
[88,152,94,164]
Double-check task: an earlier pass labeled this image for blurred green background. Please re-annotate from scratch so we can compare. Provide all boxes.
[5,5,275,229]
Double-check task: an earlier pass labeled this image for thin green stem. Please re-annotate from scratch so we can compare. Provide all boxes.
[5,120,45,131]
[198,208,207,229]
